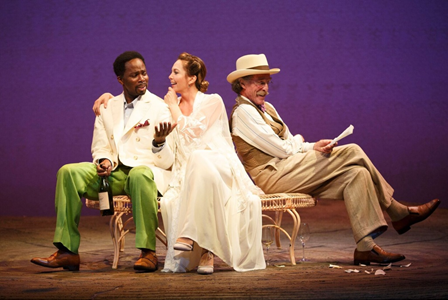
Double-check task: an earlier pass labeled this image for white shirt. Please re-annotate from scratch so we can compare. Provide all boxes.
[231,96,314,159]
[123,97,138,128]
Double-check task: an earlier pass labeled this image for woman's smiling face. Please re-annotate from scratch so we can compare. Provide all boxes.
[169,59,194,94]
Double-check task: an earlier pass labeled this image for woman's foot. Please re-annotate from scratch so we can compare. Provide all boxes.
[197,250,214,275]
[174,237,194,251]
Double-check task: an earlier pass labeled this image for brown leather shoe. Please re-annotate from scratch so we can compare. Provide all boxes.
[392,199,440,235]
[31,250,80,271]
[134,250,158,272]
[354,245,405,265]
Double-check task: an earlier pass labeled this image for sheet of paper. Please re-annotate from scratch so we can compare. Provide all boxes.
[329,125,354,146]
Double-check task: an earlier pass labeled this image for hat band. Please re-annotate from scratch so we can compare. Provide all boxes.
[248,65,270,70]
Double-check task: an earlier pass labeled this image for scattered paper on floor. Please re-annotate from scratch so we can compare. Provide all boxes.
[345,269,360,273]
[329,264,342,269]
[375,269,386,275]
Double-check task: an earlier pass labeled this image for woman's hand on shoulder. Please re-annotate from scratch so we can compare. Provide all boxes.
[93,93,114,116]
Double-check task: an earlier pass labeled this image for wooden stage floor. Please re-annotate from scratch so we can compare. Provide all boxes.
[1,199,447,299]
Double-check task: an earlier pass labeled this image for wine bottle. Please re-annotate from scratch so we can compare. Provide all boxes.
[98,176,114,216]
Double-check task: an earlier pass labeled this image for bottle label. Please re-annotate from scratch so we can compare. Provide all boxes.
[98,192,110,210]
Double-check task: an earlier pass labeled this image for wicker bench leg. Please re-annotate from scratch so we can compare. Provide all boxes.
[262,212,294,265]
[117,217,125,252]
[285,208,301,266]
[111,216,165,269]
[260,193,316,266]
[109,212,126,269]
[86,196,166,269]
[156,228,167,247]
[263,209,300,265]
[274,211,284,248]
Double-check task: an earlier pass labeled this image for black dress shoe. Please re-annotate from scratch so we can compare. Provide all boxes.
[354,245,405,265]
[134,250,158,272]
[392,199,440,235]
[31,250,80,271]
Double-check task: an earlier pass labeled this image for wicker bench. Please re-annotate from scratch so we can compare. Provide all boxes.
[86,192,316,268]
[85,196,166,269]
[259,193,317,265]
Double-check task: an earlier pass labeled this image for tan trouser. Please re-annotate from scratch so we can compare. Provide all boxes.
[251,144,393,243]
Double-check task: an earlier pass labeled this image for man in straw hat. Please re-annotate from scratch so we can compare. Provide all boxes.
[228,53,440,265]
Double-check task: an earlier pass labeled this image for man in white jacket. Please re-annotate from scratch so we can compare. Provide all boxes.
[31,51,175,272]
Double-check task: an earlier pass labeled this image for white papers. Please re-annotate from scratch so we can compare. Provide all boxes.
[332,262,412,276]
[345,269,360,273]
[329,264,342,269]
[374,269,386,275]
[329,125,354,146]
[400,263,412,268]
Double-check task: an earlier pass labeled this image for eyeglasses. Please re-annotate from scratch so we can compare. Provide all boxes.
[250,79,272,87]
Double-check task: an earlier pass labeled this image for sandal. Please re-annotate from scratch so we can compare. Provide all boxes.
[197,250,214,275]
[174,237,194,251]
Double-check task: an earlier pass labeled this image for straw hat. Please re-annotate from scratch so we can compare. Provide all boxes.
[227,54,280,83]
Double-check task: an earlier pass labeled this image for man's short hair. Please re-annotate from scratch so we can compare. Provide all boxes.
[113,51,145,77]
[231,75,252,94]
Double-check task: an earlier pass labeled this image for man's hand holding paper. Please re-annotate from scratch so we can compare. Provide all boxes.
[314,139,336,153]
[313,125,354,154]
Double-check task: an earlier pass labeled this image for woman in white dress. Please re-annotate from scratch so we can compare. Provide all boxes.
[92,53,265,274]
[160,52,265,274]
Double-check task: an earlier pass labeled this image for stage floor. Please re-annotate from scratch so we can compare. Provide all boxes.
[1,199,447,299]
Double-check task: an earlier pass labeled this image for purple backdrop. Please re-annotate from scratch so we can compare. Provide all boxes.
[1,0,447,216]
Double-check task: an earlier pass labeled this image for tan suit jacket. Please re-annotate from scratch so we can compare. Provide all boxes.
[91,90,174,194]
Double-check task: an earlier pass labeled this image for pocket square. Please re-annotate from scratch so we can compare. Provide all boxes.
[134,119,150,130]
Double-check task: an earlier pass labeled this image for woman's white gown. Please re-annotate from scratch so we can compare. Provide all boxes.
[161,92,265,272]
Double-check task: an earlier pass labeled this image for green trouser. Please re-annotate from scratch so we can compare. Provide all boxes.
[53,162,158,254]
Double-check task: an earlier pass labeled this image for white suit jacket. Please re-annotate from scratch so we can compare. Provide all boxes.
[91,90,174,194]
